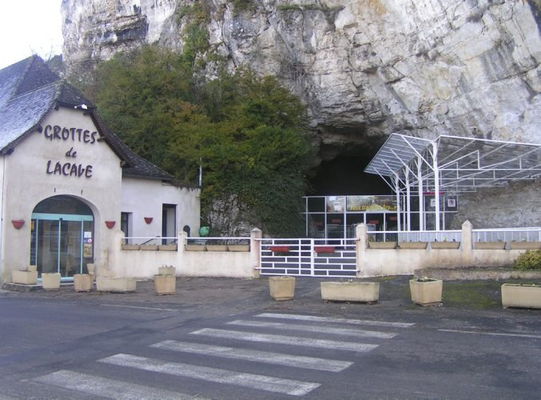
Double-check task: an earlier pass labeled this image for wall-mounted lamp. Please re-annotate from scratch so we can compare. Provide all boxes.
[11,220,25,229]
[105,220,116,229]
[144,217,153,224]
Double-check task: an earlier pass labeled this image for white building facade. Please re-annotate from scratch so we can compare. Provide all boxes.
[0,56,200,283]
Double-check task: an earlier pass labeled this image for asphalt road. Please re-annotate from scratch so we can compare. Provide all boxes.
[0,278,540,400]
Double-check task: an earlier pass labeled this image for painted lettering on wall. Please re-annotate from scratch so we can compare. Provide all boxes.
[41,125,97,179]
[43,125,98,144]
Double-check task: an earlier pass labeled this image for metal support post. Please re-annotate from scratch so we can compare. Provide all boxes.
[417,157,425,230]
[432,142,441,231]
[395,175,401,232]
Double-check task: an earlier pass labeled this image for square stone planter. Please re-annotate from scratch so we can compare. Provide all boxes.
[321,281,380,303]
[158,244,177,251]
[96,277,136,292]
[501,283,541,309]
[474,241,506,250]
[154,275,176,295]
[12,270,38,285]
[42,272,61,290]
[228,244,250,252]
[431,241,460,249]
[510,241,541,250]
[206,245,228,251]
[368,241,397,249]
[409,278,443,306]
[269,276,296,301]
[398,242,428,249]
[185,244,206,251]
[74,274,92,292]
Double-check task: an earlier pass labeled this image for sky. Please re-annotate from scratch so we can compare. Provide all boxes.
[0,0,63,69]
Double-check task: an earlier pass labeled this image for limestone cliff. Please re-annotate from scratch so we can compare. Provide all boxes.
[62,1,541,147]
[61,0,541,228]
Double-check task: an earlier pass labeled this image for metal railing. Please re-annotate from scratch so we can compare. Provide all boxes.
[472,227,541,243]
[185,236,250,246]
[123,236,177,245]
[257,238,357,277]
[367,230,462,243]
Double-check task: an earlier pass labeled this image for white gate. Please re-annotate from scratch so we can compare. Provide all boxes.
[258,238,357,277]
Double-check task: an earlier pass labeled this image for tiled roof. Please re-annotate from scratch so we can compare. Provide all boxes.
[0,55,175,182]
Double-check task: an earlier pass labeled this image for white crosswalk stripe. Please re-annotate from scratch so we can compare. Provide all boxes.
[151,340,353,372]
[256,312,415,328]
[227,319,398,339]
[190,328,379,352]
[99,353,321,396]
[33,369,210,400]
[32,313,412,399]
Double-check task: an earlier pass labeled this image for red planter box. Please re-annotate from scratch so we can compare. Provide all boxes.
[315,246,335,254]
[270,246,290,253]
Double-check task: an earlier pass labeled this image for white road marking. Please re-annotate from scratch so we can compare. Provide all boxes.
[99,353,320,396]
[190,328,378,352]
[34,369,208,400]
[228,319,397,339]
[151,340,353,372]
[256,313,414,328]
[439,329,541,339]
[100,304,177,312]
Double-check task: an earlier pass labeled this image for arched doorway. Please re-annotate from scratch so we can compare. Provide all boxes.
[30,195,94,278]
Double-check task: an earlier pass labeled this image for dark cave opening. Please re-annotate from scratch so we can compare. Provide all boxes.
[308,155,392,196]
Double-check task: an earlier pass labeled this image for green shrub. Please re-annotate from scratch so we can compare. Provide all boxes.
[514,250,541,270]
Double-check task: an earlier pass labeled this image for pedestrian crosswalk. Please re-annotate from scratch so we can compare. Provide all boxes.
[31,312,415,399]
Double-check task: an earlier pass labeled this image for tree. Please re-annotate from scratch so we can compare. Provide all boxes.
[78,45,313,236]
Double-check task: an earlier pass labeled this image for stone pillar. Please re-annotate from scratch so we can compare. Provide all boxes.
[250,228,262,278]
[461,220,473,266]
[106,229,124,278]
[356,223,368,277]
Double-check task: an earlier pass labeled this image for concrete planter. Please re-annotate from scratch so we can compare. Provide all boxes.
[228,244,250,252]
[185,244,206,251]
[74,274,92,292]
[501,283,541,309]
[42,273,61,290]
[206,245,228,251]
[474,241,506,250]
[368,241,397,249]
[96,277,136,292]
[321,281,380,303]
[12,270,38,285]
[140,245,158,251]
[28,265,37,272]
[154,275,176,295]
[121,244,140,250]
[510,241,541,250]
[158,244,177,251]
[269,276,296,301]
[399,242,428,249]
[409,279,443,305]
[431,241,460,249]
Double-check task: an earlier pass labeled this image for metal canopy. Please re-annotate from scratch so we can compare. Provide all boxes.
[364,133,541,231]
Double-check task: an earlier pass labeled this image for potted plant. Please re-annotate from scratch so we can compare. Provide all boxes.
[154,265,176,295]
[431,241,460,249]
[320,280,380,303]
[368,241,397,249]
[409,277,443,306]
[398,242,428,249]
[269,276,296,300]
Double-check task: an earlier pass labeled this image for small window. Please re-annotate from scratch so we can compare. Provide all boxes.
[121,212,132,238]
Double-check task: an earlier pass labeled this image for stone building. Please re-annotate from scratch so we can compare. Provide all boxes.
[0,56,200,283]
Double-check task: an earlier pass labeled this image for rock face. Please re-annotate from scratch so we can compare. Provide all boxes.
[62,0,541,227]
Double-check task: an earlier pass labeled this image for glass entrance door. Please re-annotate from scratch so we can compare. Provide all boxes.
[31,214,94,278]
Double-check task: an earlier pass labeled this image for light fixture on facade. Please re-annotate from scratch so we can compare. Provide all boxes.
[105,220,116,229]
[144,217,153,224]
[11,220,25,229]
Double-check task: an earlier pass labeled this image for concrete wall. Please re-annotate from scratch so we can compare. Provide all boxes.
[0,107,122,281]
[107,229,261,279]
[356,222,532,277]
[121,177,200,238]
